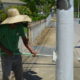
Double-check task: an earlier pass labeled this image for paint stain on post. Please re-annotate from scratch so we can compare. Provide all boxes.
[57,0,71,10]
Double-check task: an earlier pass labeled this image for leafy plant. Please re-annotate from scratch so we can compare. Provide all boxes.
[0,10,7,22]
[6,5,32,16]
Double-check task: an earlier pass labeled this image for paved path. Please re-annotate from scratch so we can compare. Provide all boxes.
[22,56,56,80]
[34,27,56,47]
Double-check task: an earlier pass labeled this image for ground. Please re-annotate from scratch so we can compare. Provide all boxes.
[34,27,56,48]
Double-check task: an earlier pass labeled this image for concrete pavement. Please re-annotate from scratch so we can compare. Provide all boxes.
[22,56,56,80]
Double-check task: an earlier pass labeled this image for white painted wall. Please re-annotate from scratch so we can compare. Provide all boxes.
[30,14,54,42]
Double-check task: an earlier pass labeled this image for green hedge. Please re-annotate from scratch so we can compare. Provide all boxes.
[0,5,48,22]
[74,12,80,18]
[6,5,32,16]
[0,10,7,22]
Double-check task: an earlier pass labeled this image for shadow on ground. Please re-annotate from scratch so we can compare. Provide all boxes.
[23,70,42,80]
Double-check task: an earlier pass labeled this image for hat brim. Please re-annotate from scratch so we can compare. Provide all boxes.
[1,15,32,24]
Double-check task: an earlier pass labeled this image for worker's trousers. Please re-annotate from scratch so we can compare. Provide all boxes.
[1,55,23,80]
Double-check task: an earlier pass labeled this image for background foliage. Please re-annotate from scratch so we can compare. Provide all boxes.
[0,0,56,21]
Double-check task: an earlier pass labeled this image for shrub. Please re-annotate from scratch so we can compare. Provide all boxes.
[0,10,7,22]
[6,5,32,16]
[0,5,48,22]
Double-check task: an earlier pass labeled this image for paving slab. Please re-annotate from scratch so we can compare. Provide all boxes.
[22,56,56,80]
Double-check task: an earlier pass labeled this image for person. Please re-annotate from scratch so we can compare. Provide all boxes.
[0,8,37,80]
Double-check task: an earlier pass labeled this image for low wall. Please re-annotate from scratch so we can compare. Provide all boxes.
[28,15,52,42]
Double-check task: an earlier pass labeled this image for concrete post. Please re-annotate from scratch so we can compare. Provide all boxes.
[56,0,74,80]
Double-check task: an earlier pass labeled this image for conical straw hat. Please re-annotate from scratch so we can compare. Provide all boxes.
[1,8,32,24]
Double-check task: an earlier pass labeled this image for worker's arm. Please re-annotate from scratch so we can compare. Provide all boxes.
[21,36,37,56]
[18,24,37,56]
[0,43,13,56]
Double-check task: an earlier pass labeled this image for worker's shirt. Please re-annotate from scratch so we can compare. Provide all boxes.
[0,23,25,56]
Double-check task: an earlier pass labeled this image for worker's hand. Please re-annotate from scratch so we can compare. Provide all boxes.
[31,50,37,57]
